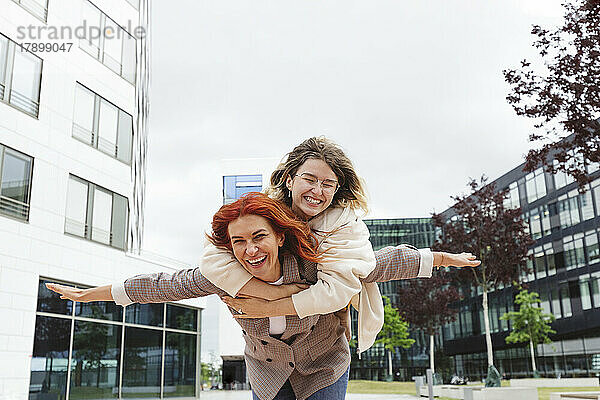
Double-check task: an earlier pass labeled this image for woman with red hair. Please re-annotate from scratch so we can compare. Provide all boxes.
[48,192,479,400]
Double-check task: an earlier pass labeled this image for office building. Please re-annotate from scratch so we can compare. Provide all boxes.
[0,1,205,398]
[438,139,600,380]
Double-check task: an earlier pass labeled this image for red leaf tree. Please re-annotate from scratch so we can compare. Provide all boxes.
[504,0,600,189]
[432,176,534,379]
[396,273,460,377]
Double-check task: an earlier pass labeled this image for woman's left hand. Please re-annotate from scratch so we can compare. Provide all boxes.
[221,296,276,319]
[434,252,481,268]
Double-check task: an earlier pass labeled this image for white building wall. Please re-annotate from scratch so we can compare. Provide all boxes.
[0,1,204,398]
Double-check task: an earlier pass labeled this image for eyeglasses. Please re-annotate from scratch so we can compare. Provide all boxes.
[294,173,339,194]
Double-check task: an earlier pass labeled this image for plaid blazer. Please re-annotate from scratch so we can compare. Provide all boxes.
[122,244,422,400]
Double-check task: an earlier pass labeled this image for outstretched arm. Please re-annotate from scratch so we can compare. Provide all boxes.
[47,267,227,306]
[364,245,480,283]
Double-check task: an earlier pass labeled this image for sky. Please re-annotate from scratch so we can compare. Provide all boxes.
[141,1,566,360]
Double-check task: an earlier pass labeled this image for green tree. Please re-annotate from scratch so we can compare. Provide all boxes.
[500,288,556,376]
[375,296,415,381]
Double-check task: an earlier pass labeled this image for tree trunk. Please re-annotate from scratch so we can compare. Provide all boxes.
[430,334,435,374]
[529,339,537,373]
[482,288,494,366]
[388,349,393,378]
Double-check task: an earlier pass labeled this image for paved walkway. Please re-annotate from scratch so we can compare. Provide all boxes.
[198,390,419,399]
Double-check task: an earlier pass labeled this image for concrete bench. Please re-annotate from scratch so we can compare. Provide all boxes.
[419,384,442,397]
[510,378,600,388]
[439,385,483,399]
[549,393,600,400]
[464,386,538,400]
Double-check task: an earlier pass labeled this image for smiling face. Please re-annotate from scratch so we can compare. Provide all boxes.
[285,158,338,220]
[228,214,285,283]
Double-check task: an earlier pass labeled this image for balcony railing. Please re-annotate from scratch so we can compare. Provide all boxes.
[9,89,40,117]
[65,218,125,249]
[102,52,122,75]
[72,123,94,145]
[64,218,87,238]
[73,123,120,159]
[0,195,30,220]
[97,136,118,158]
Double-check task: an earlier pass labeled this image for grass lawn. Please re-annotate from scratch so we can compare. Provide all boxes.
[347,380,418,395]
[348,380,600,400]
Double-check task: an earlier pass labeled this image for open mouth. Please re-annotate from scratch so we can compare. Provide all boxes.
[246,255,267,268]
[303,196,323,206]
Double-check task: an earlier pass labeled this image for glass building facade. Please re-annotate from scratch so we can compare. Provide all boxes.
[350,217,436,381]
[222,175,262,204]
[30,279,200,399]
[439,155,600,381]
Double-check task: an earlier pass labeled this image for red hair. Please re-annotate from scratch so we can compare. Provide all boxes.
[208,192,322,263]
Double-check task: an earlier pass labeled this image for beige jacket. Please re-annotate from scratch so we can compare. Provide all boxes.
[200,206,383,353]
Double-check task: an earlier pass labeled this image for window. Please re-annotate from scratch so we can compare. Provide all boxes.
[551,287,562,318]
[560,284,572,318]
[558,190,582,229]
[223,174,262,204]
[525,168,547,203]
[563,233,586,271]
[581,189,595,221]
[11,0,48,21]
[504,182,520,209]
[545,243,556,276]
[64,175,129,250]
[580,277,592,310]
[534,246,546,279]
[592,275,600,308]
[526,250,535,281]
[586,230,599,266]
[72,82,134,164]
[539,288,551,315]
[0,32,42,117]
[540,204,552,236]
[593,179,600,217]
[554,159,575,189]
[0,35,8,99]
[79,1,137,84]
[529,207,542,240]
[30,279,200,399]
[0,144,33,221]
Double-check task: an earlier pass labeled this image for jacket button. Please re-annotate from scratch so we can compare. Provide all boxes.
[289,362,294,368]
[310,326,315,331]
[242,330,246,335]
[261,340,268,345]
[266,358,272,362]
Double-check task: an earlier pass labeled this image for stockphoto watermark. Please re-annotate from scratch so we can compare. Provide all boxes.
[16,20,146,41]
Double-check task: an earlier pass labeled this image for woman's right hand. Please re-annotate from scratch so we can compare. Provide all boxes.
[45,283,114,303]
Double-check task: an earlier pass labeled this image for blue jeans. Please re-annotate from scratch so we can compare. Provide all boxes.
[252,367,349,400]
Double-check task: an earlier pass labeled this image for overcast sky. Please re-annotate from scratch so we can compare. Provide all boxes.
[142,0,565,266]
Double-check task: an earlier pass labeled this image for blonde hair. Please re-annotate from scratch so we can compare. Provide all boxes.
[265,137,369,214]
